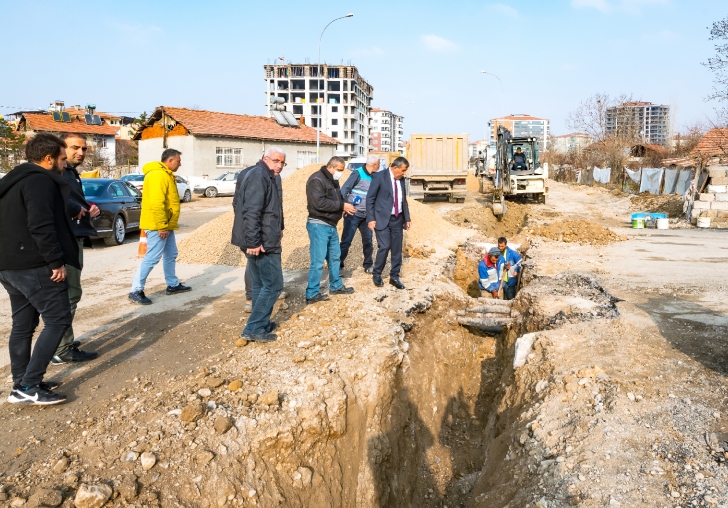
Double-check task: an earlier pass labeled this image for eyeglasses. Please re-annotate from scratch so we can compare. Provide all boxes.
[266,157,287,167]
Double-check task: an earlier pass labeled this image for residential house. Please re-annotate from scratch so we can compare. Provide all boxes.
[133,106,338,179]
[16,103,117,165]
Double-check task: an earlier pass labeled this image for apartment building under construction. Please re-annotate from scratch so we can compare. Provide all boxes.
[263,63,374,158]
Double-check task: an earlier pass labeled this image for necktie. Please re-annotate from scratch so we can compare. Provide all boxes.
[393,177,399,217]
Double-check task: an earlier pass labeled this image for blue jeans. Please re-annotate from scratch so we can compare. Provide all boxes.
[306,222,343,299]
[339,214,373,269]
[242,253,283,335]
[0,266,72,387]
[130,230,179,292]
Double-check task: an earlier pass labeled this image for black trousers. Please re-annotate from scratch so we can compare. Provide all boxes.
[0,266,72,388]
[373,214,404,279]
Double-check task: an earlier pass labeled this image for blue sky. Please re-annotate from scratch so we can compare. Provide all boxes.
[1,0,724,139]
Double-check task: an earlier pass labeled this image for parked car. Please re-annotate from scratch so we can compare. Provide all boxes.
[81,179,142,246]
[120,173,192,202]
[193,171,240,198]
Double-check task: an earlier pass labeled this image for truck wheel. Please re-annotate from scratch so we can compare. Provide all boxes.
[457,198,465,203]
[539,194,546,204]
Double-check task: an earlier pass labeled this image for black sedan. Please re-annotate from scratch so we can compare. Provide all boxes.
[81,179,142,246]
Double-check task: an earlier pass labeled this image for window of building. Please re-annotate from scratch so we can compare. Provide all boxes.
[96,137,107,148]
[332,106,338,113]
[311,105,320,115]
[216,147,243,167]
[331,119,338,125]
[331,131,339,138]
[311,118,320,128]
[293,105,303,115]
[328,67,340,78]
[296,150,317,168]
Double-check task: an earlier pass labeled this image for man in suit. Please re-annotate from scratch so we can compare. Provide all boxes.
[366,157,411,290]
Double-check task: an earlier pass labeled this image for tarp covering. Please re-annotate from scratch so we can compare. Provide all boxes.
[80,170,99,179]
[592,166,611,184]
[625,167,641,184]
[663,168,679,194]
[675,168,694,196]
[640,168,664,194]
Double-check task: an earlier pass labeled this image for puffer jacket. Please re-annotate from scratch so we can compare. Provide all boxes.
[139,161,180,231]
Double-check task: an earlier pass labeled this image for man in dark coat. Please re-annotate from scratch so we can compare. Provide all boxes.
[231,147,286,342]
[0,133,78,405]
[304,156,356,304]
[366,157,411,289]
[50,133,100,365]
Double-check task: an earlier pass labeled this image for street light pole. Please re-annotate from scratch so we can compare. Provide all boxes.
[317,13,354,163]
[481,70,504,123]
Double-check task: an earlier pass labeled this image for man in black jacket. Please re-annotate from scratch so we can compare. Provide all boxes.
[0,133,79,405]
[304,157,356,304]
[366,157,412,290]
[231,147,286,342]
[50,133,100,365]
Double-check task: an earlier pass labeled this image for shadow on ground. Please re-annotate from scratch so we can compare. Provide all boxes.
[636,295,728,375]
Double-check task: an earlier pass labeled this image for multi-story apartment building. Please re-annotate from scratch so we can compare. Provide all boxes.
[488,114,550,151]
[605,102,670,146]
[550,132,592,154]
[370,108,404,153]
[263,63,373,158]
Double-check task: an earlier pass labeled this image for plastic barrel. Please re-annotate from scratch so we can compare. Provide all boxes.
[656,218,669,230]
[632,218,644,229]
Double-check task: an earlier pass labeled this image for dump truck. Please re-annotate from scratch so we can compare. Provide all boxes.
[485,126,548,217]
[406,134,469,202]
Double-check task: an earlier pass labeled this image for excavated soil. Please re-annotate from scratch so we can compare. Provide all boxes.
[445,201,530,240]
[631,192,685,218]
[178,165,461,270]
[527,220,623,245]
[466,171,480,191]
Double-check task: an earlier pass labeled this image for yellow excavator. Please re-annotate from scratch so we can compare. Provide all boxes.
[487,126,547,218]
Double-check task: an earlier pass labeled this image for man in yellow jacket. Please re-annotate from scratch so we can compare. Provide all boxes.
[128,149,191,305]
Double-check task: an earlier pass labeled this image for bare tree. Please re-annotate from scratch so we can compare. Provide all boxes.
[703,16,728,105]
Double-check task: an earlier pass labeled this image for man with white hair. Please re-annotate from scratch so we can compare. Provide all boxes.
[339,154,380,272]
[231,147,286,342]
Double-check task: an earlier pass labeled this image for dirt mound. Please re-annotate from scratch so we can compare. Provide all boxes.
[529,220,621,245]
[179,164,471,269]
[445,201,529,240]
[466,171,480,191]
[630,192,684,218]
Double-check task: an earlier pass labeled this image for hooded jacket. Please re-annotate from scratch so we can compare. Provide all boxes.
[306,166,344,227]
[0,162,80,271]
[64,164,97,239]
[139,161,180,231]
[231,160,284,253]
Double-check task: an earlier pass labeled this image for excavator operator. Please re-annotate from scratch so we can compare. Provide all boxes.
[511,147,527,171]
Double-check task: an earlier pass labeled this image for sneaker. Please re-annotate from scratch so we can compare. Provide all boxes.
[241,332,277,343]
[277,291,288,300]
[266,322,278,333]
[129,290,152,305]
[12,380,62,391]
[331,286,355,296]
[306,293,330,304]
[51,346,98,365]
[166,284,192,294]
[244,300,253,313]
[8,385,67,405]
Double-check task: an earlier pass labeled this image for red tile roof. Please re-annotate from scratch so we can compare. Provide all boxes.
[492,114,547,121]
[137,106,337,145]
[19,112,117,136]
[692,128,728,157]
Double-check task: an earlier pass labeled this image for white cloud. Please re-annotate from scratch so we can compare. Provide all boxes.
[571,0,611,13]
[421,34,458,53]
[486,3,519,18]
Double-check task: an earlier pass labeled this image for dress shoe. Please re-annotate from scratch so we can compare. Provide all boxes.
[373,275,384,287]
[364,266,374,274]
[389,278,405,290]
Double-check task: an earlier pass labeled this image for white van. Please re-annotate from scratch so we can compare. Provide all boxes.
[346,157,367,171]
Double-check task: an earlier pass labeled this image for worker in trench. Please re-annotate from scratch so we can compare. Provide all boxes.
[498,236,522,300]
[478,247,505,298]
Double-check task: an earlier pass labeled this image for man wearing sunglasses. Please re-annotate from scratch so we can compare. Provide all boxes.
[50,133,100,365]
[231,147,286,343]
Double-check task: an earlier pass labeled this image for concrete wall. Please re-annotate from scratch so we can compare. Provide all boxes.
[138,135,335,180]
